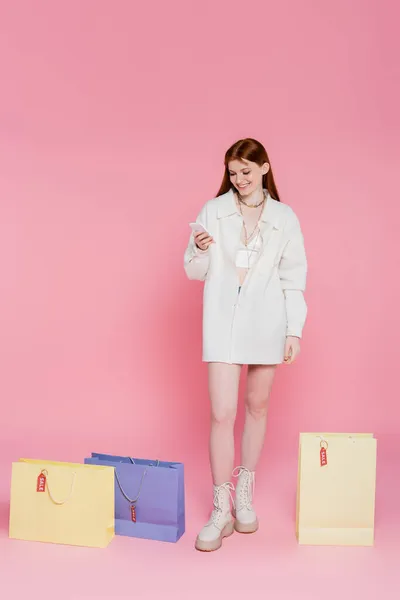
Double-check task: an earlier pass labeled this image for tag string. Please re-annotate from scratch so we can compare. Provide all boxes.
[41,469,76,506]
[318,437,328,450]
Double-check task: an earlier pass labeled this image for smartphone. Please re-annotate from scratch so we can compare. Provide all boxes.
[189,222,209,235]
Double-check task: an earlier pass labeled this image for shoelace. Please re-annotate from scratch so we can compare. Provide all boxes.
[210,482,235,529]
[232,466,255,511]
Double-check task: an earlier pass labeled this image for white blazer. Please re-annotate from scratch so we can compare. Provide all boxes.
[184,189,308,365]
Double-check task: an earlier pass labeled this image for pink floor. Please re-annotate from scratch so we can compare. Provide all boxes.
[1,436,399,600]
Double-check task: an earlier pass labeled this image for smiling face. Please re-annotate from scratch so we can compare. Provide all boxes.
[227,159,269,197]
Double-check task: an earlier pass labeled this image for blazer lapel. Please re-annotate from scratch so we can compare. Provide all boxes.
[217,190,242,265]
[258,220,281,266]
[216,189,283,267]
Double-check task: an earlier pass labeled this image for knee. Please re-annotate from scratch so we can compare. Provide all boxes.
[245,393,269,420]
[211,406,237,426]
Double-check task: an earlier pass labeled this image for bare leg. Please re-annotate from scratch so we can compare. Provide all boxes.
[232,365,277,533]
[208,362,242,485]
[241,364,277,470]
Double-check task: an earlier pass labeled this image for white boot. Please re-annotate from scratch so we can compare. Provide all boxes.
[232,466,258,533]
[195,482,235,552]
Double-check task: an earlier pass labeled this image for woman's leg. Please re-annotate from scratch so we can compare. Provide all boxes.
[208,362,242,485]
[241,364,277,470]
[234,364,277,533]
[195,362,241,552]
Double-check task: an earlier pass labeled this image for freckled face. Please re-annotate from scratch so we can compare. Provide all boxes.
[228,159,269,196]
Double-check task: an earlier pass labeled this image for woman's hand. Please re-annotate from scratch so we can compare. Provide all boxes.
[194,231,214,251]
[284,336,301,364]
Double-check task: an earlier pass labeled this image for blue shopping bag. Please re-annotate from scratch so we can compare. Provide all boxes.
[84,453,185,543]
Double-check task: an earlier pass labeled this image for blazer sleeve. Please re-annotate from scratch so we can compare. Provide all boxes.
[184,201,211,281]
[278,208,308,338]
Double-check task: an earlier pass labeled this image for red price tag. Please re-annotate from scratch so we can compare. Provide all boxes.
[131,505,136,523]
[37,471,47,492]
[320,446,327,467]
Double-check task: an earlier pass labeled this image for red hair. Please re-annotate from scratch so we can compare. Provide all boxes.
[216,138,280,202]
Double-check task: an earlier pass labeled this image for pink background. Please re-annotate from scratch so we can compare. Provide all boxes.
[0,1,399,598]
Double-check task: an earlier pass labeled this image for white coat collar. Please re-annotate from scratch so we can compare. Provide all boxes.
[216,188,282,229]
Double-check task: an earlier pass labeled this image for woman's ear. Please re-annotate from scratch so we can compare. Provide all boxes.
[262,162,270,175]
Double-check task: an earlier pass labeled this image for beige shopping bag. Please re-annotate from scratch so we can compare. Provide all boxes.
[9,459,115,547]
[296,433,377,546]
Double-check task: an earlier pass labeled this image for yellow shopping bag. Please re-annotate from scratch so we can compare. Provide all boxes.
[9,459,115,547]
[296,433,377,546]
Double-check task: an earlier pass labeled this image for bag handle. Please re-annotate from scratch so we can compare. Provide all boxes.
[127,457,160,467]
[41,469,76,506]
[115,467,147,504]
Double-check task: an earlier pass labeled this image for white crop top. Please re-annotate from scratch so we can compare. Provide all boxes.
[235,229,263,269]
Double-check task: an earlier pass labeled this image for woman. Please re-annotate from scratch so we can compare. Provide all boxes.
[184,138,307,552]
